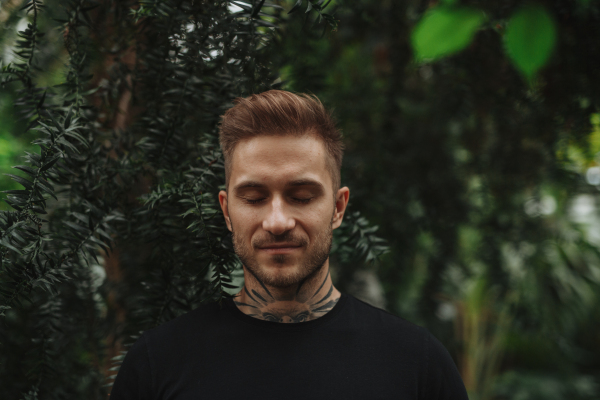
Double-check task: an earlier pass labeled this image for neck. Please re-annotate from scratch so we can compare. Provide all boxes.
[233,262,341,323]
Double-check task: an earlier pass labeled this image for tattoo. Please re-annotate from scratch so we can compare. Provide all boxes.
[255,277,275,299]
[312,299,338,313]
[310,271,329,300]
[313,285,333,306]
[234,301,258,309]
[235,268,340,323]
[244,287,260,304]
[251,289,268,304]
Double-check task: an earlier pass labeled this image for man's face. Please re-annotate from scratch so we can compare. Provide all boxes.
[218,134,349,289]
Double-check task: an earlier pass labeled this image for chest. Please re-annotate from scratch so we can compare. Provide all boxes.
[152,332,422,400]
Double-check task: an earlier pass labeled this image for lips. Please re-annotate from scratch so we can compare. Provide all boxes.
[258,243,300,249]
[257,243,302,254]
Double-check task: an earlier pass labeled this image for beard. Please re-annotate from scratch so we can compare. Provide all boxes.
[232,222,333,289]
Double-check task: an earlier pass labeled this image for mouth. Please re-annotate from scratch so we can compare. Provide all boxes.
[257,243,302,254]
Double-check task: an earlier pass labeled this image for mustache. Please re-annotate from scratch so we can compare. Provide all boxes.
[252,232,309,248]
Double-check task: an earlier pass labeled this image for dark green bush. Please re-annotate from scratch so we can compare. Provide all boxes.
[0,1,385,398]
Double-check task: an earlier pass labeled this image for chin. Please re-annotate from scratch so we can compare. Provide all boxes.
[247,257,319,289]
[259,263,306,288]
[237,240,331,290]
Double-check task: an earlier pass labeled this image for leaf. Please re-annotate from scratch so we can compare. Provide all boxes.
[288,0,302,14]
[40,156,60,172]
[45,111,63,132]
[230,1,252,12]
[20,1,34,11]
[37,91,46,109]
[3,190,29,196]
[0,238,22,254]
[36,178,57,200]
[12,165,38,177]
[64,107,73,129]
[4,174,33,190]
[24,151,41,167]
[411,6,486,62]
[504,3,557,80]
[63,129,89,147]
[57,137,80,153]
[251,0,266,18]
[64,221,89,235]
[263,3,284,10]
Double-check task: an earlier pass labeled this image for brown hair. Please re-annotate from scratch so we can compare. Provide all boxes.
[219,90,344,190]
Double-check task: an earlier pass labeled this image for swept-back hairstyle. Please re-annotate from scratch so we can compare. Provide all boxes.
[219,90,344,190]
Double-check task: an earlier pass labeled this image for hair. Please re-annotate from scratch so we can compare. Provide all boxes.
[219,90,344,191]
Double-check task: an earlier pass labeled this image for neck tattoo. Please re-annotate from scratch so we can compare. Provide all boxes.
[233,268,341,323]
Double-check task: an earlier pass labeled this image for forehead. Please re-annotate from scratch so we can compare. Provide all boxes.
[228,134,332,189]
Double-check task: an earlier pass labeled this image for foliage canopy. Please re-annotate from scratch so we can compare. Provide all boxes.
[2,0,600,399]
[0,0,383,398]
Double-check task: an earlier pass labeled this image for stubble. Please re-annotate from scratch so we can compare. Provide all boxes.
[232,223,333,289]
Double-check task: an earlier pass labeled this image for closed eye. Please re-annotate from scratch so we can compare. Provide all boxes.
[242,198,266,204]
[293,197,313,204]
[293,312,310,322]
[262,313,280,322]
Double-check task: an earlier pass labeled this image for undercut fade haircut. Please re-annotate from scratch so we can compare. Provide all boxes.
[219,90,344,191]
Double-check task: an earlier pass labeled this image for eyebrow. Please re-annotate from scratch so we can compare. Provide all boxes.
[233,179,325,192]
[287,179,324,189]
[233,181,265,192]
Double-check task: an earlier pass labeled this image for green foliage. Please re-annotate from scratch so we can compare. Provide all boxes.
[0,0,386,397]
[410,2,558,81]
[274,0,600,398]
[504,3,557,81]
[288,0,338,31]
[411,5,486,62]
[2,0,600,398]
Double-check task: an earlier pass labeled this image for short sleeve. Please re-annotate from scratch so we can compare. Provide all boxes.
[110,335,153,400]
[421,331,469,400]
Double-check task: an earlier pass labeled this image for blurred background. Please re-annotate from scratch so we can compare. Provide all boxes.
[1,0,600,399]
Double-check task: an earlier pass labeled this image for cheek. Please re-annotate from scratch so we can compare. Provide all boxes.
[229,207,261,233]
[302,204,334,230]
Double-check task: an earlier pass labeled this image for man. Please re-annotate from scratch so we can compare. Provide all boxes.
[110,90,469,399]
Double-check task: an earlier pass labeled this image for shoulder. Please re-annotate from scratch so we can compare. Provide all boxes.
[344,295,468,399]
[144,301,224,341]
[145,303,225,337]
[421,332,469,399]
[345,294,427,339]
[111,301,232,399]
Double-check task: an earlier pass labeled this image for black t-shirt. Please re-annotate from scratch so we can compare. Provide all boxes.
[110,293,468,400]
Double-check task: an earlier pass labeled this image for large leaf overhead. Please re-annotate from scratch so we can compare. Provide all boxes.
[411,6,486,62]
[504,3,557,80]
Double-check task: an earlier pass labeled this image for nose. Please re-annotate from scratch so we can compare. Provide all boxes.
[262,195,295,235]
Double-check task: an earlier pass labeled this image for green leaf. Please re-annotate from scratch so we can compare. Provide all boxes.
[40,156,60,172]
[45,111,63,132]
[288,0,302,14]
[3,190,29,196]
[35,178,57,200]
[504,3,557,80]
[251,0,266,17]
[411,6,486,62]
[0,238,22,254]
[12,165,38,178]
[4,174,33,190]
[64,221,89,235]
[230,1,252,12]
[63,129,89,147]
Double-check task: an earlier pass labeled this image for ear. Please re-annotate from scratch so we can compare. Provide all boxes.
[218,190,232,231]
[332,186,350,230]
